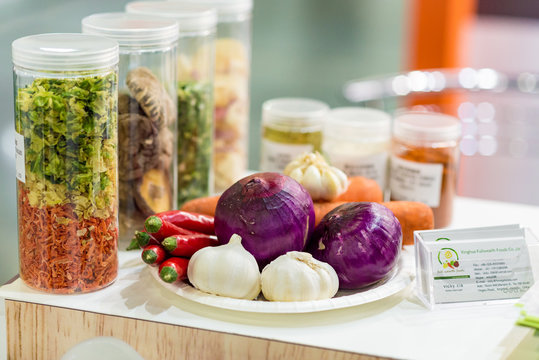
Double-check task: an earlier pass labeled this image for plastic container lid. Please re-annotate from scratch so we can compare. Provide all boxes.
[125,2,217,34]
[393,111,462,143]
[325,107,391,142]
[168,0,252,22]
[81,13,179,48]
[12,33,119,71]
[263,98,329,131]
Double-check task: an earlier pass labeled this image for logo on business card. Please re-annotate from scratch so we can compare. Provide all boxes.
[438,247,460,269]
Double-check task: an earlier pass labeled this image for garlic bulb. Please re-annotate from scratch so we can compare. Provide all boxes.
[261,251,339,301]
[284,152,348,201]
[187,234,261,300]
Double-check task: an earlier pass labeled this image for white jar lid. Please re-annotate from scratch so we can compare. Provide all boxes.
[393,111,462,143]
[12,33,118,71]
[325,107,391,142]
[82,13,179,48]
[168,0,252,22]
[125,2,217,34]
[263,98,329,131]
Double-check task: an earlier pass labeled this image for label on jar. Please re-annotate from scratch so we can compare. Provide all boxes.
[390,156,443,207]
[328,152,388,189]
[260,139,314,173]
[15,131,25,183]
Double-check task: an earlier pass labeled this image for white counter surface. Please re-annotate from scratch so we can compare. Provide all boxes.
[2,196,539,360]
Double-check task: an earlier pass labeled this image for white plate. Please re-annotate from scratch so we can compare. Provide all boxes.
[148,259,413,314]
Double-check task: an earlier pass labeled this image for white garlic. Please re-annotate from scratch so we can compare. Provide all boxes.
[261,251,339,301]
[187,234,261,300]
[284,152,348,201]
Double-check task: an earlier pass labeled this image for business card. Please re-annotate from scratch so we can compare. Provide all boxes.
[415,225,536,305]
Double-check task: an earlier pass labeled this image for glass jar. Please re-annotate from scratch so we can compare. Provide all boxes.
[12,33,119,293]
[82,13,179,247]
[171,0,253,192]
[323,107,391,191]
[390,112,462,228]
[125,2,217,206]
[260,98,329,172]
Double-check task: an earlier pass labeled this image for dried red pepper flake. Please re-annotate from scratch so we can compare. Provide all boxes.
[18,188,118,294]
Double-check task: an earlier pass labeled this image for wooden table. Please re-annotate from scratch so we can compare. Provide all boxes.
[2,197,539,360]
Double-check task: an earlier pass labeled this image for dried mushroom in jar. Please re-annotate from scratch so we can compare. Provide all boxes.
[126,67,175,128]
[118,67,176,240]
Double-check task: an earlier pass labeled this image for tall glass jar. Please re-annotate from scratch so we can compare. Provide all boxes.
[390,112,461,228]
[323,107,391,191]
[171,0,253,192]
[82,13,179,247]
[126,2,217,206]
[12,33,119,293]
[260,98,329,173]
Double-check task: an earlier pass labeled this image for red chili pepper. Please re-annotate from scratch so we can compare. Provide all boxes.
[145,210,215,235]
[141,244,167,267]
[159,257,190,283]
[135,230,160,248]
[126,236,141,251]
[145,219,198,240]
[161,234,219,257]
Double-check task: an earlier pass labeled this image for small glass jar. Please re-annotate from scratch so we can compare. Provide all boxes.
[82,13,179,246]
[126,2,217,206]
[171,0,253,192]
[260,98,329,172]
[323,107,391,191]
[390,112,462,228]
[12,33,119,293]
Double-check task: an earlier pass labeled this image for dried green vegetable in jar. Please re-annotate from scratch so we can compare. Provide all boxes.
[15,73,118,219]
[177,81,213,206]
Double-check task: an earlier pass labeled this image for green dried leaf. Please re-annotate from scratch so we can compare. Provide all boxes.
[16,72,118,219]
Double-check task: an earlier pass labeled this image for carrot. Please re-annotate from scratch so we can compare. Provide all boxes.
[179,176,380,217]
[313,201,347,226]
[381,201,434,246]
[313,200,434,246]
[335,176,383,202]
[180,195,220,217]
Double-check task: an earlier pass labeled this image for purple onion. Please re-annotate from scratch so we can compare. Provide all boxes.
[215,172,315,268]
[307,202,402,289]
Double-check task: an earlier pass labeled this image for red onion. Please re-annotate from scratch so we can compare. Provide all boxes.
[307,202,402,289]
[214,172,315,268]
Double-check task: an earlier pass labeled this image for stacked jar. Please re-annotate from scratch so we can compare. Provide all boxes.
[126,1,217,206]
[82,13,179,246]
[260,98,329,172]
[12,34,119,293]
[323,107,391,191]
[390,112,461,228]
[170,0,253,192]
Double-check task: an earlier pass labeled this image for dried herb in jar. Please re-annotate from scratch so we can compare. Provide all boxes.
[177,81,212,206]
